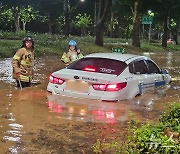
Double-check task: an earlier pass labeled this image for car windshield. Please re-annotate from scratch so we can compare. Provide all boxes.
[67,57,127,75]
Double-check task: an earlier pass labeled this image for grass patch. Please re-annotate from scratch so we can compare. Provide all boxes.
[0,40,21,57]
[0,34,111,58]
[0,32,180,58]
[141,43,180,52]
[141,43,166,52]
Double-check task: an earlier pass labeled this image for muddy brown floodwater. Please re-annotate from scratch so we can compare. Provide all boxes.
[0,52,180,154]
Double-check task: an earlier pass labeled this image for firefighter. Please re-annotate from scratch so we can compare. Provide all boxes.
[12,36,35,88]
[61,40,83,64]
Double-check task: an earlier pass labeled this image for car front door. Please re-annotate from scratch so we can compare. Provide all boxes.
[145,60,166,87]
[130,59,156,94]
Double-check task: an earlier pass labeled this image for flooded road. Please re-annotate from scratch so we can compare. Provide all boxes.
[0,52,180,153]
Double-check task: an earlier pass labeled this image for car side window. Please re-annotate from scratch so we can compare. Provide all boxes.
[146,60,160,74]
[129,63,135,74]
[133,60,148,74]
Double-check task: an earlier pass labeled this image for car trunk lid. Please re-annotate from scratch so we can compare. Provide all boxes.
[53,69,117,84]
[53,69,117,99]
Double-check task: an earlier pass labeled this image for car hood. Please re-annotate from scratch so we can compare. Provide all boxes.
[52,68,117,84]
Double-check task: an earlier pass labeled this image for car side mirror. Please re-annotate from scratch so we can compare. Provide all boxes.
[161,68,168,74]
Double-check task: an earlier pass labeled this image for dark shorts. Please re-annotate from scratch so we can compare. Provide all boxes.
[16,80,31,88]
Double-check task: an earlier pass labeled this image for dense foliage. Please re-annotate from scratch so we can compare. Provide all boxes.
[92,102,180,153]
[0,0,179,45]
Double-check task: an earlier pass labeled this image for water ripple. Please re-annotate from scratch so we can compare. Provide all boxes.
[9,123,23,129]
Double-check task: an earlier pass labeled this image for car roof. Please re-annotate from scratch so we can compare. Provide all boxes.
[84,53,148,63]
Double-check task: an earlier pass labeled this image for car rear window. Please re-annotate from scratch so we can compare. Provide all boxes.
[67,57,127,75]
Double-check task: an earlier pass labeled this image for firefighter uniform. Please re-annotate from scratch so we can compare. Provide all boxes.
[61,50,83,64]
[12,47,34,83]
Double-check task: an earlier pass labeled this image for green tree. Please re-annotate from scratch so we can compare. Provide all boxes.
[0,0,23,31]
[20,5,38,31]
[63,0,86,37]
[55,15,65,33]
[64,0,70,36]
[116,0,141,47]
[95,0,113,46]
[162,0,171,47]
[37,0,63,33]
[109,1,133,39]
[0,6,13,30]
[132,0,141,47]
[169,0,180,45]
[72,13,92,35]
[141,0,180,46]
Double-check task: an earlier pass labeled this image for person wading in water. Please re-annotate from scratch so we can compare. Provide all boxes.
[12,36,35,88]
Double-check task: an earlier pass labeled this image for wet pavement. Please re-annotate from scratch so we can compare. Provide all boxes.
[0,53,180,153]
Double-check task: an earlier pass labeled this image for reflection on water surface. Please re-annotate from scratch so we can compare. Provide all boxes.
[0,53,179,153]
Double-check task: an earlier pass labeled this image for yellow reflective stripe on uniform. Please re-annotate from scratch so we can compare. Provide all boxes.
[29,76,33,81]
[21,60,27,65]
[13,55,21,61]
[61,53,70,63]
[63,57,70,63]
[21,60,33,66]
[77,53,83,59]
[61,53,66,58]
[20,74,30,82]
[26,61,33,66]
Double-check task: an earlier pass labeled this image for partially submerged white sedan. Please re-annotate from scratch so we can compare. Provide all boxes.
[47,53,171,101]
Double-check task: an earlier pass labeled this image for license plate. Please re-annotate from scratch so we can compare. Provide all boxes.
[66,102,88,109]
[65,80,89,93]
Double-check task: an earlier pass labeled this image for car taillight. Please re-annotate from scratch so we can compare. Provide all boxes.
[49,75,64,84]
[106,82,127,91]
[92,82,127,91]
[83,66,96,72]
[92,84,106,91]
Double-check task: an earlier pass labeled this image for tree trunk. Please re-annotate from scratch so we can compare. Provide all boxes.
[162,0,171,47]
[125,24,129,40]
[22,21,26,31]
[64,12,70,37]
[110,12,113,38]
[95,0,112,46]
[94,0,97,27]
[64,0,70,37]
[132,0,141,47]
[12,7,20,32]
[95,25,104,45]
[14,16,20,32]
[48,13,52,34]
[177,18,180,45]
